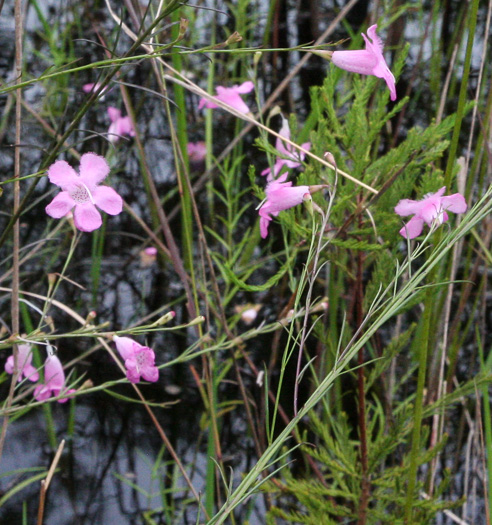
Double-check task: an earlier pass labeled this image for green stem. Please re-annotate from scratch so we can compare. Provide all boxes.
[403,286,433,522]
[444,0,480,187]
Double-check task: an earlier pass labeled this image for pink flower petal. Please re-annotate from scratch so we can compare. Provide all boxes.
[399,216,424,239]
[141,366,159,382]
[394,198,422,217]
[73,202,103,232]
[47,160,79,190]
[441,193,467,214]
[107,106,121,122]
[235,81,255,94]
[331,50,378,76]
[331,24,396,101]
[34,384,52,402]
[114,336,139,361]
[260,215,271,239]
[45,191,75,219]
[93,186,123,216]
[79,153,110,188]
[44,355,65,390]
[215,88,250,114]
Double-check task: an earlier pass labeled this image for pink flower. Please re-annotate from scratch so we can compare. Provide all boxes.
[5,344,39,382]
[187,141,207,163]
[107,107,136,143]
[113,336,159,384]
[259,174,310,238]
[198,81,254,114]
[395,187,467,239]
[261,119,311,180]
[82,83,110,98]
[45,152,123,232]
[34,355,75,403]
[322,24,396,101]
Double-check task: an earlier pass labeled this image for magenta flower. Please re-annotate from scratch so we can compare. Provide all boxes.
[321,24,396,101]
[113,336,159,384]
[198,81,254,114]
[34,355,75,403]
[395,187,467,239]
[107,107,136,143]
[261,120,311,180]
[187,141,207,163]
[259,174,310,238]
[5,344,39,382]
[45,152,123,232]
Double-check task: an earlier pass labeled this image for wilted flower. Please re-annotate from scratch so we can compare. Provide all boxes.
[107,107,136,143]
[113,336,159,384]
[314,24,396,101]
[259,174,311,238]
[5,344,39,382]
[395,187,467,239]
[34,355,75,403]
[45,153,123,232]
[261,119,311,180]
[198,81,254,114]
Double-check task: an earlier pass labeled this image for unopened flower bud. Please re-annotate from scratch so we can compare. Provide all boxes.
[311,49,333,61]
[140,246,158,267]
[324,152,336,166]
[254,51,262,66]
[151,311,176,326]
[179,18,189,39]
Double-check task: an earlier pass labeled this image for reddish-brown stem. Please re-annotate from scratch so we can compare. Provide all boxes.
[356,216,369,525]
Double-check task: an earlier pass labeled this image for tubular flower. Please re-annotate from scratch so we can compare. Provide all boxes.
[113,336,159,384]
[315,24,396,101]
[34,355,75,403]
[198,81,254,114]
[395,187,467,239]
[259,174,310,238]
[5,344,39,382]
[45,153,123,232]
[261,119,311,180]
[107,107,136,143]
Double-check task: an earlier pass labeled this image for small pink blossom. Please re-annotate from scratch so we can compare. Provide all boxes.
[82,83,110,98]
[395,187,467,239]
[187,141,207,163]
[198,81,254,114]
[45,152,123,232]
[34,355,75,403]
[107,107,136,143]
[113,336,159,384]
[5,344,39,382]
[318,24,396,101]
[259,174,310,238]
[262,119,311,180]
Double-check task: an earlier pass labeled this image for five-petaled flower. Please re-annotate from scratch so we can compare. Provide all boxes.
[113,336,159,384]
[259,174,311,238]
[34,354,75,403]
[107,107,136,143]
[45,152,123,232]
[5,344,39,383]
[261,119,311,180]
[198,81,254,114]
[315,24,396,101]
[394,187,467,239]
